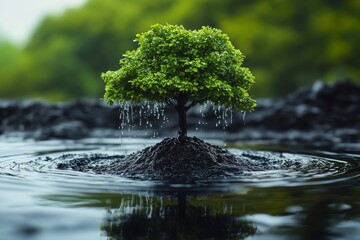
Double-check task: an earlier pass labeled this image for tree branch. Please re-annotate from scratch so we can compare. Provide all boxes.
[166,100,177,109]
[185,101,197,112]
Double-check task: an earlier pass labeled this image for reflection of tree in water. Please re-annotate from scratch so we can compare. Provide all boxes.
[101,193,256,240]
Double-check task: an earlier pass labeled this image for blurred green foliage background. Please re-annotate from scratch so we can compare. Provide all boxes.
[1,0,359,101]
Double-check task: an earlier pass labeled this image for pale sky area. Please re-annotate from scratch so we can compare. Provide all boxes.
[0,0,86,44]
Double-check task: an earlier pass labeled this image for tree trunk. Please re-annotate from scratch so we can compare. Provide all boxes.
[177,94,188,137]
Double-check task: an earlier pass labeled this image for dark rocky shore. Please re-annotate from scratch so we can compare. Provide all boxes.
[1,80,358,179]
[1,80,359,143]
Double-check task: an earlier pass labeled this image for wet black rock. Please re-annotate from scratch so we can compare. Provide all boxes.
[208,79,359,134]
[248,80,360,131]
[228,79,360,146]
[0,99,119,139]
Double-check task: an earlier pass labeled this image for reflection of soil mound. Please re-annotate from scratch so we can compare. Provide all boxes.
[102,194,257,239]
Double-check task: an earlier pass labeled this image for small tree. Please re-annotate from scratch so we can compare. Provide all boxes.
[102,24,256,137]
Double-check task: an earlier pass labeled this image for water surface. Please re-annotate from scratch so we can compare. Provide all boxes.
[1,137,360,240]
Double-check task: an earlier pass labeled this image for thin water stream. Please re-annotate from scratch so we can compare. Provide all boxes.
[1,137,360,240]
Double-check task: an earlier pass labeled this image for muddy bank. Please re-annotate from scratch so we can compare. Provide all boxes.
[1,80,359,144]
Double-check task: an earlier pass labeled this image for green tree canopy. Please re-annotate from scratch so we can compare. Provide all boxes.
[102,24,255,110]
[102,24,255,136]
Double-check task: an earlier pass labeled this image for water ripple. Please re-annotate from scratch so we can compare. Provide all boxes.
[0,138,358,194]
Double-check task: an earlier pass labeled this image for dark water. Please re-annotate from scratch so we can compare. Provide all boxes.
[1,137,360,240]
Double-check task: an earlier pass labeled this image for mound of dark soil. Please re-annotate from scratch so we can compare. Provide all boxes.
[106,136,246,179]
[49,136,344,180]
[55,136,256,179]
